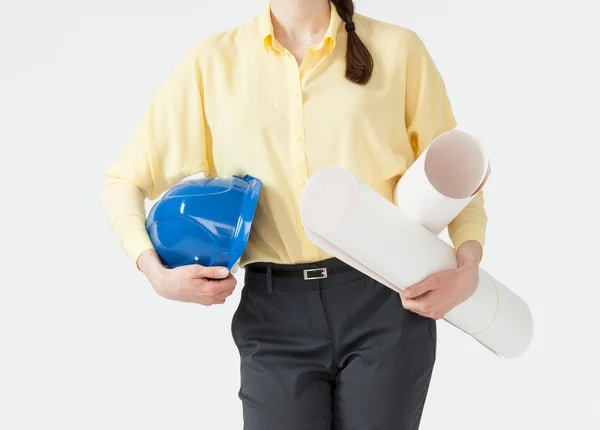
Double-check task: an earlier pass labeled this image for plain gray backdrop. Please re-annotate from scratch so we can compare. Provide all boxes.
[1,0,599,428]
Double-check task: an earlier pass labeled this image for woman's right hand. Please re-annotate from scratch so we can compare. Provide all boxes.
[137,249,237,306]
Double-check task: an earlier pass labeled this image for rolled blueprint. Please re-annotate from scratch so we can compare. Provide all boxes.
[394,129,491,235]
[300,166,533,359]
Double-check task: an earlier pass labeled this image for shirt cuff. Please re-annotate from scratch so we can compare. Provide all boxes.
[450,223,486,260]
[121,224,156,271]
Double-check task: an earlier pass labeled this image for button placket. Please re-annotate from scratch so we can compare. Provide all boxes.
[290,73,316,259]
[288,64,308,191]
[295,49,325,261]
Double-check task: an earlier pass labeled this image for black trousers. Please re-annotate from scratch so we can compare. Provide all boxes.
[231,258,437,430]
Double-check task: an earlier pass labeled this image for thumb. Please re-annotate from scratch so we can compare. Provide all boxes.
[402,275,437,298]
[196,265,230,280]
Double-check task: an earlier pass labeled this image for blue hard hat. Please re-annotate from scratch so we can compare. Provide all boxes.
[146,174,262,269]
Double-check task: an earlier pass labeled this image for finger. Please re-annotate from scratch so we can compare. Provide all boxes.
[213,287,235,302]
[188,265,230,280]
[210,297,227,305]
[401,299,420,315]
[402,276,439,299]
[201,286,234,306]
[401,295,432,317]
[203,276,237,296]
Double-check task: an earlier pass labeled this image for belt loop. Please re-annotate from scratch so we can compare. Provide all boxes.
[266,263,274,295]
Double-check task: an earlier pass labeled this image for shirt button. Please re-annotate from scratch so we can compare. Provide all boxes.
[295,91,300,98]
[295,135,302,142]
[298,179,306,186]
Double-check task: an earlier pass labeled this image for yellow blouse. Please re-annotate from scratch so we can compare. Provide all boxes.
[102,4,487,268]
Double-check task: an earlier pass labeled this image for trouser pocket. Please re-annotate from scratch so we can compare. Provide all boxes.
[230,288,246,350]
[428,318,437,360]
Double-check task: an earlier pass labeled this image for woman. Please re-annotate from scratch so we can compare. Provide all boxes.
[102,0,487,428]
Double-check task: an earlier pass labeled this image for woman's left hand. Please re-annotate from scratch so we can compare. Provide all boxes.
[400,241,482,320]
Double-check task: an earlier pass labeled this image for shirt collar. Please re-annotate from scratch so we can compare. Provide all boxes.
[257,1,343,53]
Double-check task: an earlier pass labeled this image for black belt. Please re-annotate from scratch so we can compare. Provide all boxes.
[245,259,353,280]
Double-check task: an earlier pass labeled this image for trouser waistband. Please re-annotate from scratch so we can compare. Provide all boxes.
[244,258,363,294]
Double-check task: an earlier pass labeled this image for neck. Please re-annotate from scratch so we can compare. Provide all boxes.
[269,0,331,42]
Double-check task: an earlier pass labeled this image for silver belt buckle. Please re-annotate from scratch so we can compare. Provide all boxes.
[303,268,328,280]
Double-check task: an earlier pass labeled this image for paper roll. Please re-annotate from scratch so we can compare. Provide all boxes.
[393,129,491,235]
[301,166,455,292]
[300,166,533,359]
[446,270,534,359]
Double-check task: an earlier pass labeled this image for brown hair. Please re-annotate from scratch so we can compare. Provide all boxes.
[331,0,374,85]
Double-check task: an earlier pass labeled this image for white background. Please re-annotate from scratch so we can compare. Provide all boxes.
[1,0,599,428]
